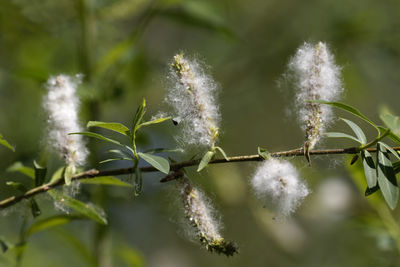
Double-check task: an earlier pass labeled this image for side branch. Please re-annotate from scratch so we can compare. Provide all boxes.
[0,146,398,209]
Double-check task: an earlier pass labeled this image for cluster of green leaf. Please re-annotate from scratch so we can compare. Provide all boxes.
[320,101,400,209]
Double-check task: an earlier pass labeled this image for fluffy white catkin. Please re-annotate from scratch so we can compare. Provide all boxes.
[43,74,88,167]
[289,42,343,153]
[251,158,310,217]
[179,176,238,256]
[167,53,220,148]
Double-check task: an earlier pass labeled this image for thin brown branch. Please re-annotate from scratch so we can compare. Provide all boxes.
[1,146,399,209]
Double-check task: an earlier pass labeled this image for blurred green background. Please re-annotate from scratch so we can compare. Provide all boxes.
[1,0,400,266]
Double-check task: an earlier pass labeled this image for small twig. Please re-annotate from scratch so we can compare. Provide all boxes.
[1,146,399,209]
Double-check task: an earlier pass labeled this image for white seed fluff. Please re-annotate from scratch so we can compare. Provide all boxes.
[167,54,220,148]
[43,74,88,166]
[251,158,310,217]
[289,42,343,149]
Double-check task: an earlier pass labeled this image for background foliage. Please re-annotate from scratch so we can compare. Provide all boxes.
[1,0,400,266]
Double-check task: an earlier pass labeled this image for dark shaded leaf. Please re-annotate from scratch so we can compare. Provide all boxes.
[33,160,47,186]
[30,198,41,218]
[365,184,380,196]
[138,152,170,174]
[350,154,359,165]
[376,143,399,209]
[48,190,107,225]
[197,150,216,172]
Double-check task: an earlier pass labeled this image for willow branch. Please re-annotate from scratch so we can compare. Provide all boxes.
[1,146,399,209]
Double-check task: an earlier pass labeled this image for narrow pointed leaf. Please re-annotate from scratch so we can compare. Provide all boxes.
[376,143,399,209]
[24,215,82,238]
[361,150,377,188]
[325,132,362,143]
[312,100,379,132]
[143,147,183,154]
[80,176,133,187]
[215,146,229,161]
[134,168,142,196]
[0,135,14,152]
[48,190,107,225]
[6,181,28,193]
[379,142,400,160]
[87,121,130,136]
[49,167,65,183]
[64,165,75,186]
[7,162,34,179]
[132,98,146,133]
[70,132,124,146]
[197,150,216,172]
[341,118,367,144]
[99,158,133,164]
[33,160,47,186]
[136,117,171,130]
[138,152,170,174]
[108,149,133,158]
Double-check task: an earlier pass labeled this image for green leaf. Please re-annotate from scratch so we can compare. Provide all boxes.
[24,215,82,238]
[379,142,400,160]
[143,147,183,154]
[380,111,400,136]
[69,132,124,146]
[108,149,133,158]
[341,118,367,144]
[87,121,130,136]
[257,147,270,160]
[197,150,216,172]
[64,165,75,186]
[80,176,133,187]
[138,152,170,174]
[215,146,229,161]
[33,160,47,186]
[312,101,379,132]
[6,181,28,193]
[324,132,362,144]
[132,98,146,133]
[136,117,171,130]
[376,143,399,209]
[134,168,142,196]
[49,167,65,183]
[393,160,400,174]
[361,150,377,188]
[7,162,34,179]
[48,190,107,225]
[99,158,133,164]
[30,198,41,218]
[0,134,14,152]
